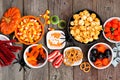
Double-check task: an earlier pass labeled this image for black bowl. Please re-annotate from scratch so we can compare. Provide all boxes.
[67,9,103,46]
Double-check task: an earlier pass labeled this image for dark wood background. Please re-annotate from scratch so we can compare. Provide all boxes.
[0,0,120,80]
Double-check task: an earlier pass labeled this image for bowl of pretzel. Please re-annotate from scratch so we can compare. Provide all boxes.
[63,47,83,66]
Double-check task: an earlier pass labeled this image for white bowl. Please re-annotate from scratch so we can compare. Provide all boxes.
[0,34,9,40]
[0,34,12,45]
[103,17,120,43]
[88,42,113,69]
[24,44,48,68]
[63,47,83,66]
[46,30,66,49]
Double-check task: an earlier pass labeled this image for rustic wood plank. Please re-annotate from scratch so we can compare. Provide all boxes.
[23,0,48,16]
[96,0,115,22]
[1,0,23,15]
[116,64,120,80]
[115,0,120,77]
[0,68,2,80]
[23,0,49,80]
[72,0,99,80]
[0,1,3,80]
[0,0,24,80]
[98,67,117,80]
[48,0,73,80]
[73,0,93,13]
[0,0,3,18]
[113,0,120,17]
[0,0,120,80]
[0,63,24,80]
[96,0,118,80]
[49,64,73,80]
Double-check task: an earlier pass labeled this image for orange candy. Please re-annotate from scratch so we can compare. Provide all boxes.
[96,44,107,53]
[102,58,109,66]
[94,59,102,67]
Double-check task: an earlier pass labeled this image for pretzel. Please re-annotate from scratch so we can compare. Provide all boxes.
[80,62,91,73]
[64,48,83,66]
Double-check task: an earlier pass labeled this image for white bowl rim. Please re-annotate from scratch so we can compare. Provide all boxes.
[24,44,48,68]
[46,30,66,49]
[88,42,113,69]
[0,34,10,40]
[103,17,120,43]
[63,46,83,66]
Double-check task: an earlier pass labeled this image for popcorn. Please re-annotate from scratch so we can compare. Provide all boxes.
[70,10,102,43]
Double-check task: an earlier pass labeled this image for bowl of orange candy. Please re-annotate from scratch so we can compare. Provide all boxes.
[24,44,48,68]
[88,42,113,69]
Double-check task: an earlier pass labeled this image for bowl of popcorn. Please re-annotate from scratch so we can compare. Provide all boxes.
[68,9,103,44]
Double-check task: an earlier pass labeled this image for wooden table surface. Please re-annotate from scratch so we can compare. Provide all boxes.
[0,0,120,80]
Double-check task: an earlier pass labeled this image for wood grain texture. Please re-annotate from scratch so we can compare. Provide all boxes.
[73,0,93,13]
[98,67,116,80]
[96,0,120,80]
[116,64,120,80]
[0,0,120,80]
[0,0,24,80]
[1,0,23,15]
[0,1,3,80]
[0,0,3,18]
[23,0,49,80]
[0,68,2,80]
[48,0,73,80]
[115,0,120,73]
[72,0,98,80]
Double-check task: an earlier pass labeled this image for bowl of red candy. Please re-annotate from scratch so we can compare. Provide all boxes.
[103,17,120,43]
[88,42,113,69]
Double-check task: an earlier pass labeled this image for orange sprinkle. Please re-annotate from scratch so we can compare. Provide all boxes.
[51,33,61,38]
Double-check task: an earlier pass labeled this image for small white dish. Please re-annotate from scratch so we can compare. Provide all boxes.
[24,44,48,68]
[63,47,83,66]
[88,42,113,69]
[46,30,66,49]
[0,34,11,45]
[103,17,120,43]
[0,34,9,40]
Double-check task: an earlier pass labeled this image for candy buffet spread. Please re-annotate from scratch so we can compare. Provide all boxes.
[0,7,120,73]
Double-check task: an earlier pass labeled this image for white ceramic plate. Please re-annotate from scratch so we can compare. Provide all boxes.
[24,44,48,68]
[46,30,66,49]
[63,47,83,66]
